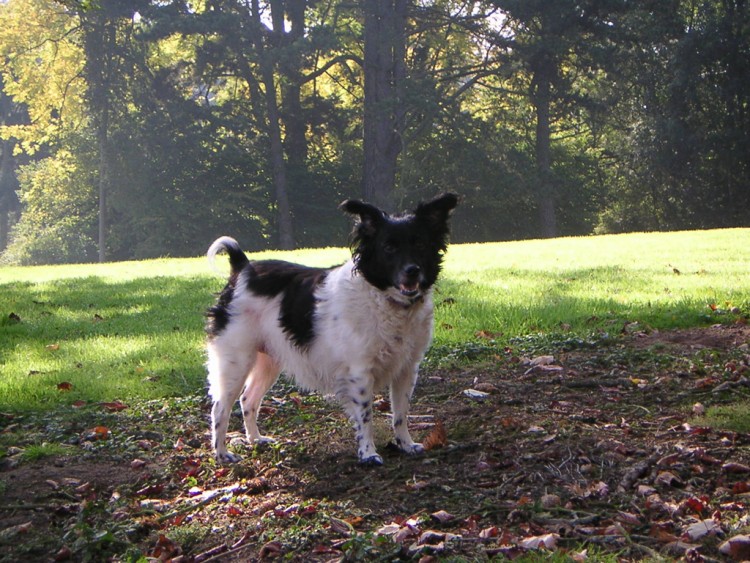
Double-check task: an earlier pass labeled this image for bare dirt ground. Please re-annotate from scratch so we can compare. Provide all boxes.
[2,325,750,561]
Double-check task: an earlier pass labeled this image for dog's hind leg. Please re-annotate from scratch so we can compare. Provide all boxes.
[207,344,254,463]
[239,351,280,444]
[390,367,425,455]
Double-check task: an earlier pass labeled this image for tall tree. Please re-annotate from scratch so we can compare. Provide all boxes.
[488,0,625,237]
[70,0,146,261]
[0,82,24,251]
[362,0,407,210]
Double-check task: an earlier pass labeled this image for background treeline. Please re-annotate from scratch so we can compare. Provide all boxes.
[0,0,748,264]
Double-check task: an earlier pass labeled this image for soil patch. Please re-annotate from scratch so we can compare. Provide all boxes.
[2,325,750,561]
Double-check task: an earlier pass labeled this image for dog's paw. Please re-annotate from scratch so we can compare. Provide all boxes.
[402,443,425,456]
[216,451,242,464]
[253,436,276,445]
[359,454,384,467]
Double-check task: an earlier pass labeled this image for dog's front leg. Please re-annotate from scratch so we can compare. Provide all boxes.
[338,374,381,466]
[390,367,425,455]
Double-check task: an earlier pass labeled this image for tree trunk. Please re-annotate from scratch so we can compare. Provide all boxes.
[81,10,117,262]
[97,123,109,262]
[0,139,15,252]
[280,0,308,169]
[532,58,558,238]
[251,0,296,249]
[262,64,296,250]
[362,0,407,211]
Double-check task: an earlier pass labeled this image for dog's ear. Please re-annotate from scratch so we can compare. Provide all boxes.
[340,199,385,236]
[415,193,459,225]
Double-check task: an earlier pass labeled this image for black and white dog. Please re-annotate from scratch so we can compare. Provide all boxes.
[205,193,458,465]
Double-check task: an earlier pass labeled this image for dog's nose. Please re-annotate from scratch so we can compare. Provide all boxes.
[404,265,420,278]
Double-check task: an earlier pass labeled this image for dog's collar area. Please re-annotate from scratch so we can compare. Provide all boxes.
[387,294,424,309]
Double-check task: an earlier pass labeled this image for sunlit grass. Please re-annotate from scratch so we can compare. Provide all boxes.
[1,228,749,411]
[694,402,750,434]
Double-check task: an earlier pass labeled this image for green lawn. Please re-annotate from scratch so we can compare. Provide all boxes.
[1,228,748,411]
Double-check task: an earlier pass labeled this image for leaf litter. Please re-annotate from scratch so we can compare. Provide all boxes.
[1,325,750,560]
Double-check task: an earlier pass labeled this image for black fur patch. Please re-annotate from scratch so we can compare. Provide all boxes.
[206,284,235,338]
[246,260,331,348]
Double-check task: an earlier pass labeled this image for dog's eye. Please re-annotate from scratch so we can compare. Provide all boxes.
[383,242,398,254]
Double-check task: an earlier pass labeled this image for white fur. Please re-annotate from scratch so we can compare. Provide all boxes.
[207,259,433,465]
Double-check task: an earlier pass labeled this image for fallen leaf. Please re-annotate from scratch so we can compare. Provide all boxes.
[227,505,243,517]
[616,512,641,526]
[57,382,73,391]
[683,518,722,541]
[681,497,708,515]
[479,526,499,539]
[376,522,402,536]
[99,401,128,412]
[654,471,683,487]
[53,545,72,561]
[0,521,32,542]
[723,462,750,474]
[519,533,559,550]
[346,515,365,528]
[149,534,180,559]
[135,483,165,497]
[430,509,454,523]
[74,482,92,495]
[312,544,340,555]
[462,389,489,400]
[83,426,110,441]
[649,524,680,543]
[475,330,502,340]
[419,530,446,545]
[637,484,657,496]
[423,420,448,451]
[527,355,555,366]
[719,534,750,560]
[46,344,60,351]
[395,525,420,543]
[374,398,391,412]
[570,548,588,562]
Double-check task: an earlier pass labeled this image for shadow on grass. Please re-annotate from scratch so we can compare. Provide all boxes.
[0,275,218,411]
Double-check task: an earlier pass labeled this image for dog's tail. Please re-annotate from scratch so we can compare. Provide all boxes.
[207,236,249,275]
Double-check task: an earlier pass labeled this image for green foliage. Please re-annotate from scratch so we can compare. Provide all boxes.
[2,144,98,265]
[0,0,749,262]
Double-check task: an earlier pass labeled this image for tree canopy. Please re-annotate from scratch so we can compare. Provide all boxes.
[1,0,748,264]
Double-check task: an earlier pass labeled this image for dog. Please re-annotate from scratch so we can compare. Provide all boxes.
[205,193,458,465]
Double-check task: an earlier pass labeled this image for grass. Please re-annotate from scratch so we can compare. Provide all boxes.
[1,228,749,412]
[695,402,750,433]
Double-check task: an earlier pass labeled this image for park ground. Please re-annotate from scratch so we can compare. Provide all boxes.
[2,324,750,561]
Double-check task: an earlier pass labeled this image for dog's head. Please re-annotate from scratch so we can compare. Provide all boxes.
[340,193,458,303]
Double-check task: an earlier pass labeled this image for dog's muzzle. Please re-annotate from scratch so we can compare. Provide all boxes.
[398,264,422,297]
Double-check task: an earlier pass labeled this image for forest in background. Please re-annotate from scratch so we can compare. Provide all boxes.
[0,0,748,265]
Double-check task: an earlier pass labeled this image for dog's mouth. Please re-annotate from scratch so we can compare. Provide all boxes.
[398,282,421,297]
